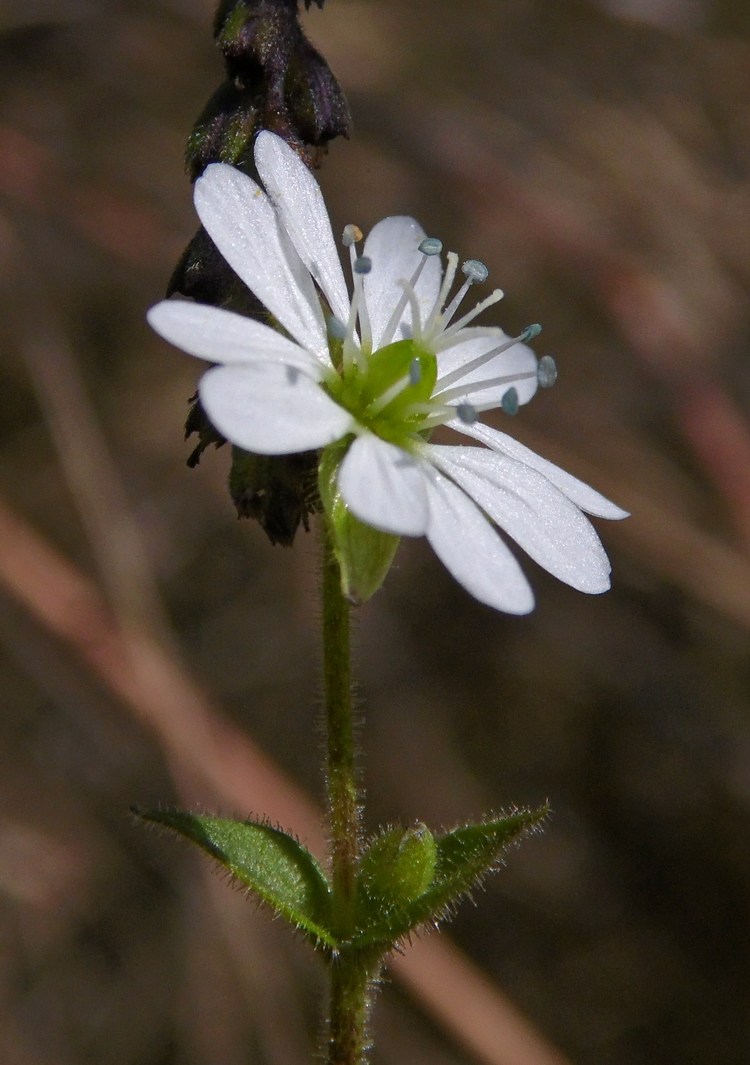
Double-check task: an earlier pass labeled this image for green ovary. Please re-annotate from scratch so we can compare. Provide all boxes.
[325,339,437,447]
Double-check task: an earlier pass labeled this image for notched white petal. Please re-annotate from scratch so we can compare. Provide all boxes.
[427,445,612,594]
[147,301,324,376]
[451,421,629,520]
[199,363,354,455]
[194,163,329,359]
[363,217,442,348]
[422,465,535,614]
[338,435,429,536]
[254,132,351,325]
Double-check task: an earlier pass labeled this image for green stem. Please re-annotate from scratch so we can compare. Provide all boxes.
[322,523,359,923]
[328,952,375,1065]
[321,524,372,1064]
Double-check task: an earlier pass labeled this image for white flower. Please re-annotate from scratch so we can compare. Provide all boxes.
[148,132,627,613]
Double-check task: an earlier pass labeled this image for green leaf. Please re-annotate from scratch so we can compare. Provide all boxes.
[351,806,547,950]
[136,809,336,949]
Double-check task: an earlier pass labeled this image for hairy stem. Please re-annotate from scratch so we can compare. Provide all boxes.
[328,952,375,1065]
[321,524,372,1064]
[322,523,359,926]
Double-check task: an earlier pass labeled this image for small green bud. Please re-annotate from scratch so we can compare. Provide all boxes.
[358,824,437,910]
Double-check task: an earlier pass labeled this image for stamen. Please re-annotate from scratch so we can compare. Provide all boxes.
[400,280,424,343]
[501,387,519,416]
[347,256,373,356]
[346,239,361,291]
[341,304,364,372]
[343,277,367,372]
[438,258,489,331]
[366,373,413,416]
[408,358,422,385]
[379,239,440,346]
[435,328,536,392]
[423,251,459,335]
[419,237,443,256]
[440,279,472,329]
[436,288,505,344]
[342,224,362,247]
[401,401,434,418]
[462,259,489,284]
[537,354,558,388]
[411,402,454,428]
[457,402,478,424]
[420,390,527,428]
[434,370,536,406]
[327,316,346,340]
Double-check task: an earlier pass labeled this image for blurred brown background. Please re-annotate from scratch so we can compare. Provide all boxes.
[1,0,750,1063]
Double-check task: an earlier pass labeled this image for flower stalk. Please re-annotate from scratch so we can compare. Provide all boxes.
[321,525,379,1065]
[321,523,360,931]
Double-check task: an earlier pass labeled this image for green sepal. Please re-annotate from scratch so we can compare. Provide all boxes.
[350,806,547,950]
[319,443,400,604]
[135,809,336,950]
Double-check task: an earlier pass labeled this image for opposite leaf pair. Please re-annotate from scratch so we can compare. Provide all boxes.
[136,806,547,958]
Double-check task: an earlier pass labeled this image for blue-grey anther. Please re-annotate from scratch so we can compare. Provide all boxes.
[501,387,519,416]
[461,259,489,284]
[457,402,478,424]
[354,255,372,275]
[419,237,443,256]
[327,316,347,340]
[537,355,558,388]
[409,358,422,385]
[342,224,362,247]
[521,323,542,343]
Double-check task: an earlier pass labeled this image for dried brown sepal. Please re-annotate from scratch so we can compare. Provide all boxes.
[169,0,351,546]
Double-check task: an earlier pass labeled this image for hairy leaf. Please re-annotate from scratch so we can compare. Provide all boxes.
[350,806,547,949]
[136,809,336,949]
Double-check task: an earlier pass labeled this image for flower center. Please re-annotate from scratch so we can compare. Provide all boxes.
[325,338,438,446]
[322,223,553,448]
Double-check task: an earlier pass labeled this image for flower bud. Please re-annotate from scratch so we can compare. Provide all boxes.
[358,824,438,911]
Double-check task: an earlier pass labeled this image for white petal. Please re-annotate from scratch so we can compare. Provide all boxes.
[421,464,535,614]
[199,363,354,455]
[427,445,612,593]
[147,301,325,376]
[254,132,351,324]
[194,163,329,359]
[436,331,538,406]
[338,435,429,536]
[451,421,629,520]
[363,217,442,348]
